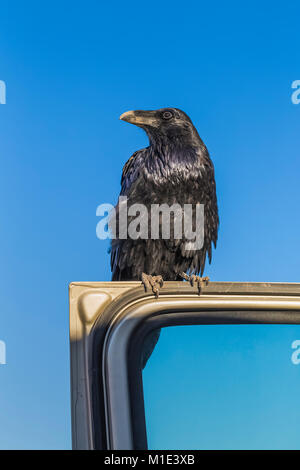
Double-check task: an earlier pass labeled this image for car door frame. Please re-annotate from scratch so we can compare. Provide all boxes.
[69,281,300,450]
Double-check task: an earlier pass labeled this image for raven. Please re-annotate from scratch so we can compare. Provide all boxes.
[110,107,219,367]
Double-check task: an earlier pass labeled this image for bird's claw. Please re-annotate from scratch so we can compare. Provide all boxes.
[142,273,164,298]
[179,272,210,295]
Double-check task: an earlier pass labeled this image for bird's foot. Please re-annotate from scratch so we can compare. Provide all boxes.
[179,272,210,295]
[141,273,164,298]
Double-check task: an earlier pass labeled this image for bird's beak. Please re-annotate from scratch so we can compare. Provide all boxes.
[120,110,158,127]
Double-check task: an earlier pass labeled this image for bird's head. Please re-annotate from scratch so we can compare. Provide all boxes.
[120,107,200,147]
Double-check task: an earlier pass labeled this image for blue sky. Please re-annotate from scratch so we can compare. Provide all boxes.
[0,0,300,449]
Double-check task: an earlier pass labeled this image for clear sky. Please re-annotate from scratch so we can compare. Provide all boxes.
[0,0,300,449]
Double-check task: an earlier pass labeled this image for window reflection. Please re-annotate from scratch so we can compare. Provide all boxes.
[142,324,300,450]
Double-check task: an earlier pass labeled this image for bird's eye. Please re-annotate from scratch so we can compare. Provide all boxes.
[162,111,173,120]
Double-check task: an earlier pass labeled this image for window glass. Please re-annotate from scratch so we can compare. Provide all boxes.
[142,324,300,449]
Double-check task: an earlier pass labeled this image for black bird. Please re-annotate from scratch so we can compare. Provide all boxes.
[110,107,219,367]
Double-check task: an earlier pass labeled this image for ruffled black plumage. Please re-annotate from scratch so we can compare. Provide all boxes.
[111,107,219,282]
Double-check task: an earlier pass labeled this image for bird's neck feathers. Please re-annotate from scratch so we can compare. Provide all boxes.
[148,133,209,168]
[141,135,211,186]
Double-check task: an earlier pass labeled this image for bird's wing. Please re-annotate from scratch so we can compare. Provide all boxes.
[203,157,219,257]
[111,149,146,280]
[120,149,145,195]
[168,154,219,276]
